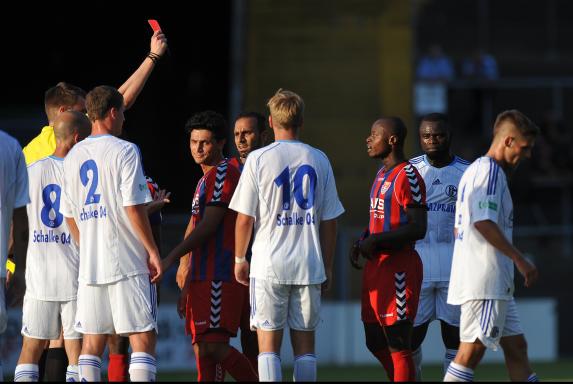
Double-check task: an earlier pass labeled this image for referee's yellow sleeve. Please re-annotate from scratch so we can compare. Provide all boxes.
[22,126,56,165]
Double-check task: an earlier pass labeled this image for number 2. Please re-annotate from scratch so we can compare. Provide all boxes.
[80,160,101,205]
[274,165,317,210]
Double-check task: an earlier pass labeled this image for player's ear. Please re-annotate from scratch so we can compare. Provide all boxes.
[388,135,398,145]
[268,115,274,130]
[504,136,514,148]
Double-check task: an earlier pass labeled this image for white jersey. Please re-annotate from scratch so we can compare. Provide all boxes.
[26,156,79,300]
[229,140,345,285]
[410,154,469,282]
[448,156,514,305]
[0,130,30,279]
[62,134,152,284]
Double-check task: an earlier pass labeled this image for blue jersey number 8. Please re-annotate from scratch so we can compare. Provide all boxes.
[274,165,317,210]
[40,184,64,228]
[80,160,101,205]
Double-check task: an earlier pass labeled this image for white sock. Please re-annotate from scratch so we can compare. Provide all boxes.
[528,372,539,382]
[14,364,39,382]
[293,353,317,382]
[444,362,474,382]
[412,347,423,381]
[258,352,281,382]
[66,364,79,382]
[444,348,458,375]
[129,352,157,382]
[78,355,101,382]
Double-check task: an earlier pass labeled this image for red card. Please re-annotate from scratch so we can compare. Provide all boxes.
[148,19,162,32]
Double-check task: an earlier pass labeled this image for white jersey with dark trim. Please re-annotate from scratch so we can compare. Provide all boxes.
[410,154,469,282]
[448,156,515,304]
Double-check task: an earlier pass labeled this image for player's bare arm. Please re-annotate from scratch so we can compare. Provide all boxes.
[359,205,427,259]
[118,30,168,110]
[65,217,80,246]
[176,217,195,290]
[474,219,538,287]
[124,204,163,283]
[234,213,254,287]
[320,219,337,292]
[163,205,227,271]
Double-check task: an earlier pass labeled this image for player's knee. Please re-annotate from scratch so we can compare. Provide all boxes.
[440,322,460,350]
[385,321,413,351]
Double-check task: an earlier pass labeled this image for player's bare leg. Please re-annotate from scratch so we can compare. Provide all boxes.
[128,331,157,382]
[500,334,538,382]
[79,334,107,381]
[257,329,283,381]
[444,341,486,382]
[291,329,317,381]
[63,338,81,381]
[14,338,48,381]
[193,338,257,382]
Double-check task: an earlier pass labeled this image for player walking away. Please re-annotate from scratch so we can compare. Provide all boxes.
[230,89,345,382]
[350,117,427,382]
[444,110,539,382]
[61,86,162,382]
[13,111,91,382]
[162,111,258,382]
[0,130,30,381]
[408,113,470,380]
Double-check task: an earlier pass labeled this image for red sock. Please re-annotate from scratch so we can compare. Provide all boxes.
[108,354,128,382]
[221,347,258,382]
[373,349,394,381]
[391,350,415,382]
[196,355,216,382]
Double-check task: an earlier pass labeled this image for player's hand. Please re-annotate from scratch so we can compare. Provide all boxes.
[150,30,168,57]
[358,237,376,260]
[176,255,190,290]
[177,286,189,319]
[322,269,333,293]
[148,251,163,284]
[349,241,363,270]
[235,260,250,287]
[515,255,538,288]
[147,189,171,215]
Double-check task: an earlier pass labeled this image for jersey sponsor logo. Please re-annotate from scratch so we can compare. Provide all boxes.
[432,178,442,186]
[445,185,458,199]
[370,197,385,219]
[427,202,455,213]
[478,201,498,211]
[276,212,316,226]
[79,206,107,221]
[32,229,72,245]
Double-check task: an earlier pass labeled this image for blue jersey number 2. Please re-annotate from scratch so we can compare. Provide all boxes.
[80,160,101,205]
[274,165,317,210]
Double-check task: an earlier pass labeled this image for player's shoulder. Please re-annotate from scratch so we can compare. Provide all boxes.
[451,155,471,172]
[0,130,22,154]
[409,154,427,170]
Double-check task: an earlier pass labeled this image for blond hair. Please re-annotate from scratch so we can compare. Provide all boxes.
[266,89,304,130]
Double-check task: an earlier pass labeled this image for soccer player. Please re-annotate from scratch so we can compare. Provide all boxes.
[444,110,540,382]
[22,29,168,166]
[162,111,258,382]
[230,89,345,382]
[61,86,162,382]
[408,113,470,380]
[350,117,427,382]
[0,130,30,381]
[14,111,91,382]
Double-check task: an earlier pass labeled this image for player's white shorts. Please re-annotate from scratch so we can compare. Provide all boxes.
[460,298,523,351]
[75,274,157,336]
[0,282,6,334]
[21,295,81,340]
[250,278,321,331]
[414,281,460,327]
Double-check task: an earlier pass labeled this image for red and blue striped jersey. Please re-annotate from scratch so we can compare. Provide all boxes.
[189,158,241,282]
[369,162,426,251]
[228,157,244,173]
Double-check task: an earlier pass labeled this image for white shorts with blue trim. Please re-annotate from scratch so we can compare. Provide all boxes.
[414,281,460,327]
[75,274,157,336]
[459,298,523,351]
[22,295,81,340]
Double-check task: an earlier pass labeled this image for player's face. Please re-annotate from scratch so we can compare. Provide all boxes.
[506,133,536,169]
[366,123,391,159]
[234,117,261,160]
[190,129,223,165]
[419,121,450,158]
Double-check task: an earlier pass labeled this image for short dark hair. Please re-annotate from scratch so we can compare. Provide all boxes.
[185,110,228,141]
[44,82,87,121]
[421,113,450,130]
[86,86,124,122]
[494,109,540,138]
[235,111,266,133]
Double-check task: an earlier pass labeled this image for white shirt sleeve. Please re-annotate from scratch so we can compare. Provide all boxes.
[120,144,152,207]
[469,161,503,225]
[61,158,76,218]
[320,162,345,220]
[229,155,259,218]
[14,150,30,208]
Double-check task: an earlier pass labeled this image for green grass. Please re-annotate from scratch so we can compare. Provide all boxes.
[155,360,573,381]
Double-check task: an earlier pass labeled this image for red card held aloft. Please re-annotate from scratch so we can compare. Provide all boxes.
[148,19,162,32]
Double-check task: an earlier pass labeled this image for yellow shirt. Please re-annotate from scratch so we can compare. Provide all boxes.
[22,126,56,165]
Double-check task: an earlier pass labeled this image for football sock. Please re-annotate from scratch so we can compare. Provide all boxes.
[391,350,415,382]
[444,362,474,382]
[129,352,156,382]
[293,353,317,382]
[412,347,423,381]
[65,365,79,382]
[78,355,102,382]
[108,353,129,382]
[528,372,539,382]
[444,348,458,376]
[37,350,47,381]
[372,348,394,381]
[196,355,216,382]
[221,347,258,382]
[258,352,281,382]
[14,364,39,382]
[43,347,68,381]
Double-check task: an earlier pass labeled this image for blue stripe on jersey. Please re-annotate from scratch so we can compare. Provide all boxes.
[409,155,425,164]
[383,179,396,233]
[492,163,499,195]
[214,223,231,281]
[487,159,500,196]
[455,156,471,165]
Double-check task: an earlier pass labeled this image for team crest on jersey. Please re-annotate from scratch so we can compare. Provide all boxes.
[490,326,500,338]
[380,181,392,194]
[445,185,457,199]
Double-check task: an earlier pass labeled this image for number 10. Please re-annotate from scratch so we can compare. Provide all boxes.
[274,165,317,210]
